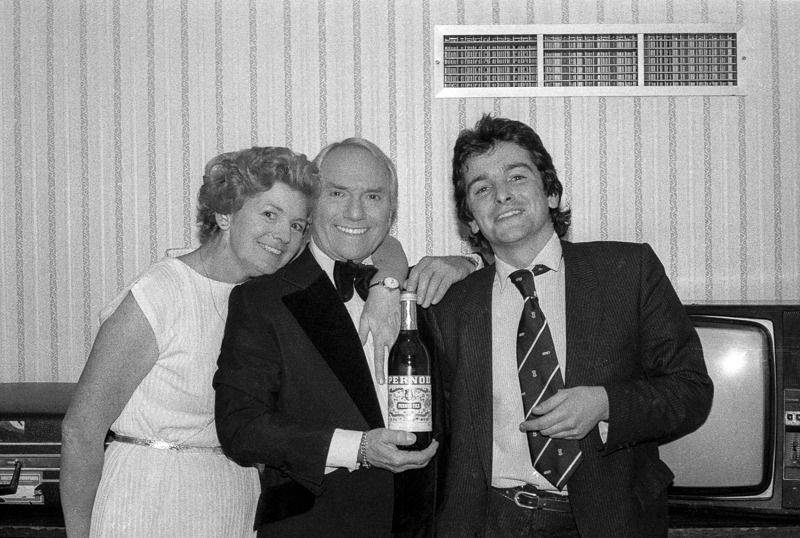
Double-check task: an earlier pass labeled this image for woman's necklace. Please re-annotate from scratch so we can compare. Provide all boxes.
[199,247,227,323]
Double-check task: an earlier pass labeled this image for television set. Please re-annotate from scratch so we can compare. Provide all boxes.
[661,302,800,521]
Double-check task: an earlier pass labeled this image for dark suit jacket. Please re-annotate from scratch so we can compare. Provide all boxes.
[425,241,713,538]
[213,246,438,537]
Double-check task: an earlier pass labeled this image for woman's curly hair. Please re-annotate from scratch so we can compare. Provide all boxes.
[196,146,320,244]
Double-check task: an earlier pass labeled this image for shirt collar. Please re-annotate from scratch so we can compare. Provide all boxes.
[494,231,563,290]
[309,239,373,283]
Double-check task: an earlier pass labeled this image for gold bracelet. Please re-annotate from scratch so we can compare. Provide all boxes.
[359,432,371,470]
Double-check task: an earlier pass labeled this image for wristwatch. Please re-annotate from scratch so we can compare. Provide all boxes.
[369,276,400,291]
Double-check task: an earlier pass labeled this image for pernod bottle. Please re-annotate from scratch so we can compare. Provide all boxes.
[387,292,432,450]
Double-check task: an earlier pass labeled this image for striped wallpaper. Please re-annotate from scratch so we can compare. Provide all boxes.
[0,0,798,382]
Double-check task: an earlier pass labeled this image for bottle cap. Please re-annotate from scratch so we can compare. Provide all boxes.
[400,291,417,301]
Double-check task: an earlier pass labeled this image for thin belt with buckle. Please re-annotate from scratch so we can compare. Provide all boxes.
[491,484,572,513]
[113,434,224,454]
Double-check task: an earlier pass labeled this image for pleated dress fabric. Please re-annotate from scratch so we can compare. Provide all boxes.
[89,257,260,537]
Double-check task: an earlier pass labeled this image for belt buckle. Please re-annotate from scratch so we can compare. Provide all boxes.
[149,439,178,450]
[513,489,541,510]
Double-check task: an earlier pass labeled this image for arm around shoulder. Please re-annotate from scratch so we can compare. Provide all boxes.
[406,254,480,308]
[360,234,407,382]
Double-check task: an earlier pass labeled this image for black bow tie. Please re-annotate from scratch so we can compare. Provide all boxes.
[333,260,378,302]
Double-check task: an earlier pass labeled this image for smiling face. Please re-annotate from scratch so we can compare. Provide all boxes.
[464,141,560,268]
[311,145,394,263]
[222,181,310,280]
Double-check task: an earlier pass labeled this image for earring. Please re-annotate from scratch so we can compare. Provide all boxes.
[215,213,231,230]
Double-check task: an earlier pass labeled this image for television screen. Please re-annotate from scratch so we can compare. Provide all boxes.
[660,316,772,494]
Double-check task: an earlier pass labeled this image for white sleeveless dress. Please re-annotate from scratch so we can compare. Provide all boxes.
[89,257,259,537]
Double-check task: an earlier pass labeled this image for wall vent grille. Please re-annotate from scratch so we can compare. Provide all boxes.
[443,34,537,88]
[543,34,637,87]
[644,33,737,86]
[435,25,744,97]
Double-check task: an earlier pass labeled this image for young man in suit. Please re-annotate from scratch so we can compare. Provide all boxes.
[213,138,466,537]
[427,115,714,537]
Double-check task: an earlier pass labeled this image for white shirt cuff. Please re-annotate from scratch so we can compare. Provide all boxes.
[599,420,608,444]
[325,428,363,474]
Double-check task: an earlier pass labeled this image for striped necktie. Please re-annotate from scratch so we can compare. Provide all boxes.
[510,266,582,490]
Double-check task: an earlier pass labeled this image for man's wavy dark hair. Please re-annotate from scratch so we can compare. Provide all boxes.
[452,114,571,254]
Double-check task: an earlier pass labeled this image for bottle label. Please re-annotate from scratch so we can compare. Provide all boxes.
[388,376,432,432]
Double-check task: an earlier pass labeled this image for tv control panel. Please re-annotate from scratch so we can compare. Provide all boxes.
[786,407,800,429]
[785,390,800,466]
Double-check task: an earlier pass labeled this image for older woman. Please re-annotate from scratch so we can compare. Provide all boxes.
[60,146,408,537]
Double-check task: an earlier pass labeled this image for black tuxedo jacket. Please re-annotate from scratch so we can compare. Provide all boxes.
[425,241,713,537]
[213,246,439,537]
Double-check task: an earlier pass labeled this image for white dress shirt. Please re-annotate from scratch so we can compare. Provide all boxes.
[491,232,567,491]
[490,232,608,492]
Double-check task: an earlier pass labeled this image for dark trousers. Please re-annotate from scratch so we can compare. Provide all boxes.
[485,488,581,538]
